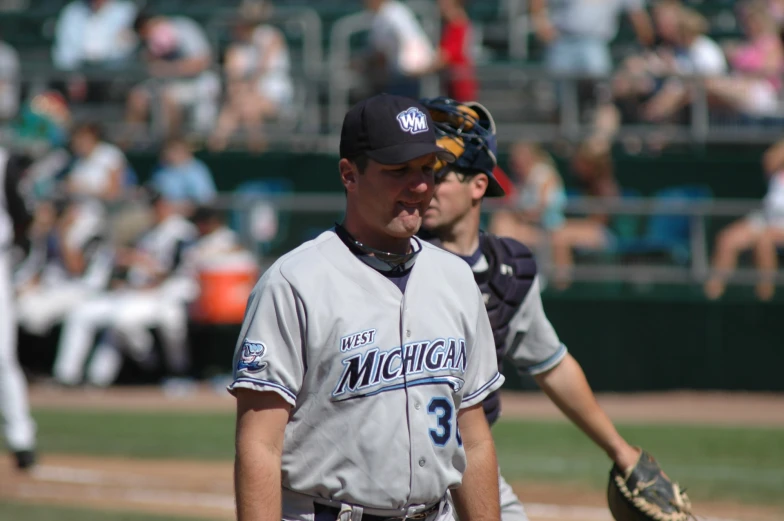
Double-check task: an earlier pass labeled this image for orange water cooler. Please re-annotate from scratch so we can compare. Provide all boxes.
[190,252,259,325]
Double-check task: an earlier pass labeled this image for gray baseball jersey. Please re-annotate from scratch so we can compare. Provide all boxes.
[463,250,567,376]
[228,229,504,512]
[504,276,567,375]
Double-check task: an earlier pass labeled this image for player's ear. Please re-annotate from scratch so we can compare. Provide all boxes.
[470,174,489,202]
[339,158,358,193]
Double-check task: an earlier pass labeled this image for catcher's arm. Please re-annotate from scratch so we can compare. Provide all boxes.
[533,353,640,471]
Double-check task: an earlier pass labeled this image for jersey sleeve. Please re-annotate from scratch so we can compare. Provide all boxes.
[505,276,567,375]
[227,269,305,407]
[459,285,505,409]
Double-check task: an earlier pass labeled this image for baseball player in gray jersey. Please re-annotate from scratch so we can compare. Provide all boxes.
[229,94,504,521]
[418,98,688,521]
[0,147,37,469]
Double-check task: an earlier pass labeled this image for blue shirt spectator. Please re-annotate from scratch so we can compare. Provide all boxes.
[150,138,217,214]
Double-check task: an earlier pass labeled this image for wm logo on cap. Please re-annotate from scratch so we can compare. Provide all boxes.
[396,107,429,135]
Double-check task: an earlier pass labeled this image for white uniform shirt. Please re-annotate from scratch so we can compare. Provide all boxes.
[369,0,434,76]
[0,149,13,249]
[38,204,112,290]
[229,230,503,511]
[67,142,126,198]
[127,214,197,289]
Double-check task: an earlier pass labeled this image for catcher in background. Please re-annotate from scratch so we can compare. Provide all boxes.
[418,96,693,521]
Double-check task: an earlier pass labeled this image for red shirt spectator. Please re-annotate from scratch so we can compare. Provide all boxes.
[438,0,477,101]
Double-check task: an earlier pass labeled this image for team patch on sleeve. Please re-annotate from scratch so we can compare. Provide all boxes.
[237,340,268,373]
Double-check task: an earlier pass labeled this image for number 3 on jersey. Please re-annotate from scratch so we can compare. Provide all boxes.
[427,397,462,446]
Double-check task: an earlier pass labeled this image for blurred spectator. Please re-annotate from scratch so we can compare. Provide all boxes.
[65,122,128,204]
[10,92,72,203]
[0,36,19,121]
[53,0,137,71]
[530,0,654,77]
[771,0,784,46]
[52,0,137,103]
[595,1,727,139]
[641,3,728,122]
[52,189,198,386]
[364,0,435,98]
[187,206,258,325]
[432,0,477,101]
[15,197,113,338]
[550,137,620,289]
[186,206,247,262]
[150,137,217,215]
[490,141,566,248]
[11,92,70,154]
[704,0,784,118]
[704,138,784,302]
[208,0,294,152]
[0,0,28,12]
[124,12,219,143]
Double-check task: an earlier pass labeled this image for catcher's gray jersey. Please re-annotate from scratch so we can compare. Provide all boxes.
[504,276,567,374]
[228,229,503,512]
[465,250,566,375]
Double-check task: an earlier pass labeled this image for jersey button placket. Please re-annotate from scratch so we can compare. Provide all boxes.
[418,457,426,467]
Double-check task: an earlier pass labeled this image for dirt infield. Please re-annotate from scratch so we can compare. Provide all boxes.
[3,454,782,521]
[6,385,783,521]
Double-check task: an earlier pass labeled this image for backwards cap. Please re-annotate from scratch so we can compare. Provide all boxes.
[420,96,505,197]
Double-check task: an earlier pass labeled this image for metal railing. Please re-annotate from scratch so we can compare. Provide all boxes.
[200,192,783,288]
[4,6,784,149]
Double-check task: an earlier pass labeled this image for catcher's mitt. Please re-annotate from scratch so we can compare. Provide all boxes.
[608,450,693,521]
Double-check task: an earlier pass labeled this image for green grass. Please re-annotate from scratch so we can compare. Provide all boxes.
[34,409,234,460]
[0,502,219,521]
[493,420,784,506]
[31,408,784,506]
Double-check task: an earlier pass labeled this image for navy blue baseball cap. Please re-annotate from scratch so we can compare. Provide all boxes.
[340,94,456,166]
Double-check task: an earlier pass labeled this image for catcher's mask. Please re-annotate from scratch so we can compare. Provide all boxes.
[419,96,505,197]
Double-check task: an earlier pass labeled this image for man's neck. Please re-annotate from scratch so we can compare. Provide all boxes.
[436,213,480,257]
[341,216,411,255]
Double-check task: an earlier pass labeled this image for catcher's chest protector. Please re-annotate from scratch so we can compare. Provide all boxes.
[476,234,537,424]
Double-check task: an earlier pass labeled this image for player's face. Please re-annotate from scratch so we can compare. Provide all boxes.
[350,154,437,242]
[422,170,478,232]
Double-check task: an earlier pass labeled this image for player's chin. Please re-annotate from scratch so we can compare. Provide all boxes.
[389,214,423,237]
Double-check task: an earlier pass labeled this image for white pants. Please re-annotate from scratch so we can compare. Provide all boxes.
[0,251,36,450]
[499,472,528,521]
[17,283,93,336]
[449,471,528,521]
[54,289,190,386]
